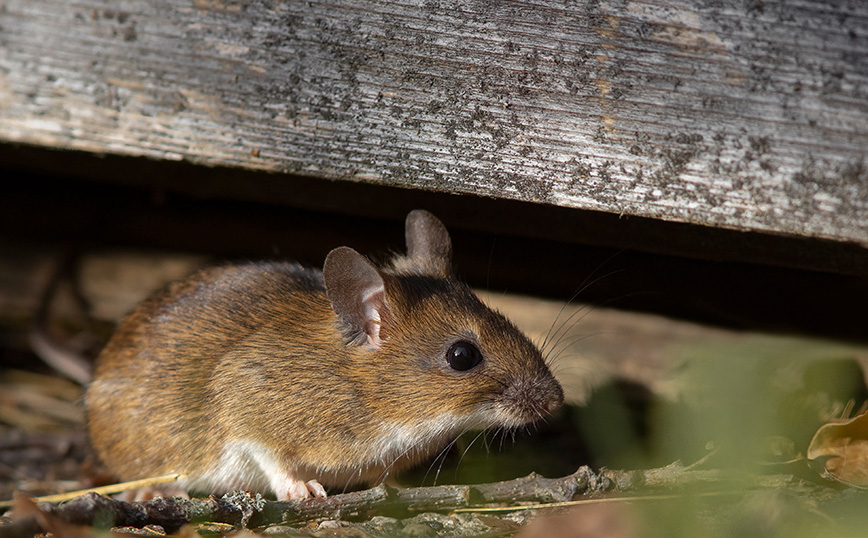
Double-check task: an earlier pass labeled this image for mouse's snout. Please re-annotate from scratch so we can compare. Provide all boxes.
[495,370,564,427]
[543,378,565,415]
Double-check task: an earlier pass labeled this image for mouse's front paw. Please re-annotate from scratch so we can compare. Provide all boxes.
[305,479,327,498]
[277,477,327,500]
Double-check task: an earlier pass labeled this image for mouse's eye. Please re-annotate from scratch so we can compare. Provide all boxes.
[446,341,483,371]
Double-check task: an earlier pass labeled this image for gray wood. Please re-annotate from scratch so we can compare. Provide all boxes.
[1,0,867,245]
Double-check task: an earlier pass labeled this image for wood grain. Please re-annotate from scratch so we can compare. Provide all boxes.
[1,0,867,244]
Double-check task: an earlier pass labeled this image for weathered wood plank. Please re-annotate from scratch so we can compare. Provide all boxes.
[1,0,867,244]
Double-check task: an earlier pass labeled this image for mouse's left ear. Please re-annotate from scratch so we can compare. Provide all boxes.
[405,210,453,278]
[324,247,388,349]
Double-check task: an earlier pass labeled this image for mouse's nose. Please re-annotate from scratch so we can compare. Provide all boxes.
[499,371,565,426]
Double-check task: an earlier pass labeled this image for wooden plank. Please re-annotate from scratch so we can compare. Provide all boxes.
[1,0,867,245]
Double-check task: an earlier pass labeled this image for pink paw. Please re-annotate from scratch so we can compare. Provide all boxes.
[278,479,327,500]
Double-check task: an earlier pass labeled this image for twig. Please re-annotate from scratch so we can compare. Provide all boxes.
[453,490,743,514]
[0,468,602,537]
[0,463,746,538]
[256,466,605,527]
[0,474,185,509]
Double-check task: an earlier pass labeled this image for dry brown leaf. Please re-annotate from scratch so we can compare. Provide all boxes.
[807,410,868,487]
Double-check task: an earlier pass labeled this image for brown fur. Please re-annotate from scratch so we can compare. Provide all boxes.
[86,210,563,498]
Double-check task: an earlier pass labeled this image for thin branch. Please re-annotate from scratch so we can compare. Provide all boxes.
[1,463,760,538]
[0,474,185,509]
[0,467,604,538]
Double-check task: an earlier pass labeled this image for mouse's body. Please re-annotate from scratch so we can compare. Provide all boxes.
[86,210,563,500]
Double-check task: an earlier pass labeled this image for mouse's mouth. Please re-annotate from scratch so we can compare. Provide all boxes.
[491,374,564,428]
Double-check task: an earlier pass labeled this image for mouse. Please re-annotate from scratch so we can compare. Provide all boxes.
[86,209,564,500]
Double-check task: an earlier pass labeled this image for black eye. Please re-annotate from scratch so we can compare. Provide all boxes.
[446,341,483,371]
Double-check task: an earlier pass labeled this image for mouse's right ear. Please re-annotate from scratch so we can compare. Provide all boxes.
[405,210,453,277]
[324,247,387,349]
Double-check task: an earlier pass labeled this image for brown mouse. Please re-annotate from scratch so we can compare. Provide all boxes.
[86,210,563,500]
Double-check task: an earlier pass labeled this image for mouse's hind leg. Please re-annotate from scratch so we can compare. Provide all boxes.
[238,443,328,499]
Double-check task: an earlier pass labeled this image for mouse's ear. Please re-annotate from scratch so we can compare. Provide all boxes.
[324,247,387,349]
[405,210,453,277]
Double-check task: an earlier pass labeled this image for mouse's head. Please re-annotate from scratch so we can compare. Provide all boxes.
[323,210,563,436]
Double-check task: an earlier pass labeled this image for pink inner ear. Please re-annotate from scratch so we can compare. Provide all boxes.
[361,285,385,348]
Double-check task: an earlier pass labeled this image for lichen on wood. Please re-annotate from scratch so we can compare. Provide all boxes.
[1,1,867,244]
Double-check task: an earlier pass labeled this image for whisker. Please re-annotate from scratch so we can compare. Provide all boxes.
[542,286,628,358]
[542,303,595,357]
[541,268,627,358]
[540,250,627,353]
[426,439,456,487]
[485,237,497,290]
[456,429,488,469]
[543,290,652,364]
[420,421,477,486]
[547,359,591,379]
[498,428,509,452]
[545,331,618,367]
[376,428,450,487]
